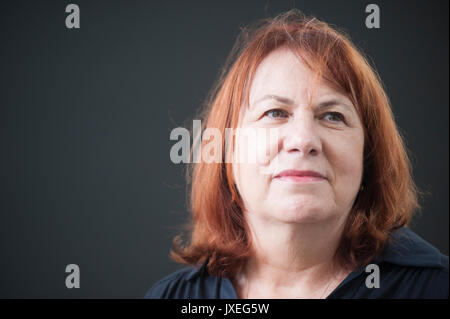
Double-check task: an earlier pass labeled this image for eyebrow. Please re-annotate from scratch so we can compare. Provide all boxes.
[253,94,354,111]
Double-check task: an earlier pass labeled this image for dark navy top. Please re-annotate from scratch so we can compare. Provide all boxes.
[145,227,448,299]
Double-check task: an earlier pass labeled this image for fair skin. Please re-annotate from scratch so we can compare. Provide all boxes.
[231,47,365,298]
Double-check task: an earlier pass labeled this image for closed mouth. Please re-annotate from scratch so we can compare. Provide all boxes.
[274,170,326,182]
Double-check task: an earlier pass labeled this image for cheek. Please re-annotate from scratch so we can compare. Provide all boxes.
[232,128,279,205]
[234,127,280,168]
[255,127,280,180]
[327,133,364,187]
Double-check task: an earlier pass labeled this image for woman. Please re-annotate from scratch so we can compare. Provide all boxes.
[146,10,448,299]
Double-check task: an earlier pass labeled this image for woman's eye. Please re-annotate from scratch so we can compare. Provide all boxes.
[323,112,345,123]
[264,109,289,119]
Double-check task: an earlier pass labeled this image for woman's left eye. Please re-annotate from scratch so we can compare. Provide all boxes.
[323,112,345,123]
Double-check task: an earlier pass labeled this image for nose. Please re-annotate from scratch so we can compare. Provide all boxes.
[282,113,322,157]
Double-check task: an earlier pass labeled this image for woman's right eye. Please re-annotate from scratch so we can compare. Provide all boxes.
[263,109,289,119]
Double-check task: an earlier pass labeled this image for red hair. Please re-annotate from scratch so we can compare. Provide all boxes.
[170,9,421,277]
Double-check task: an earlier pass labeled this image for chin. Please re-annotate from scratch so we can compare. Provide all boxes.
[276,209,331,224]
[271,204,334,224]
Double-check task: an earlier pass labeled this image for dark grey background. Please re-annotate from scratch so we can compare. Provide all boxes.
[0,0,448,298]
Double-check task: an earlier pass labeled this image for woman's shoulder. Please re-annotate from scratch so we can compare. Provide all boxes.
[144,266,200,299]
[330,227,448,299]
[379,227,448,271]
[144,258,236,299]
[370,227,448,298]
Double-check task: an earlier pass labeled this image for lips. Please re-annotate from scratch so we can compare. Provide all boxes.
[274,170,326,182]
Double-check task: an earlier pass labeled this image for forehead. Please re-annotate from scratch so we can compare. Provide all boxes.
[248,48,347,106]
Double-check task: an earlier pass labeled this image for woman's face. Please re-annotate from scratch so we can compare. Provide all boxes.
[232,48,365,224]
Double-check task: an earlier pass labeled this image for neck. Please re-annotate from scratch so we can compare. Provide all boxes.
[238,213,350,298]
